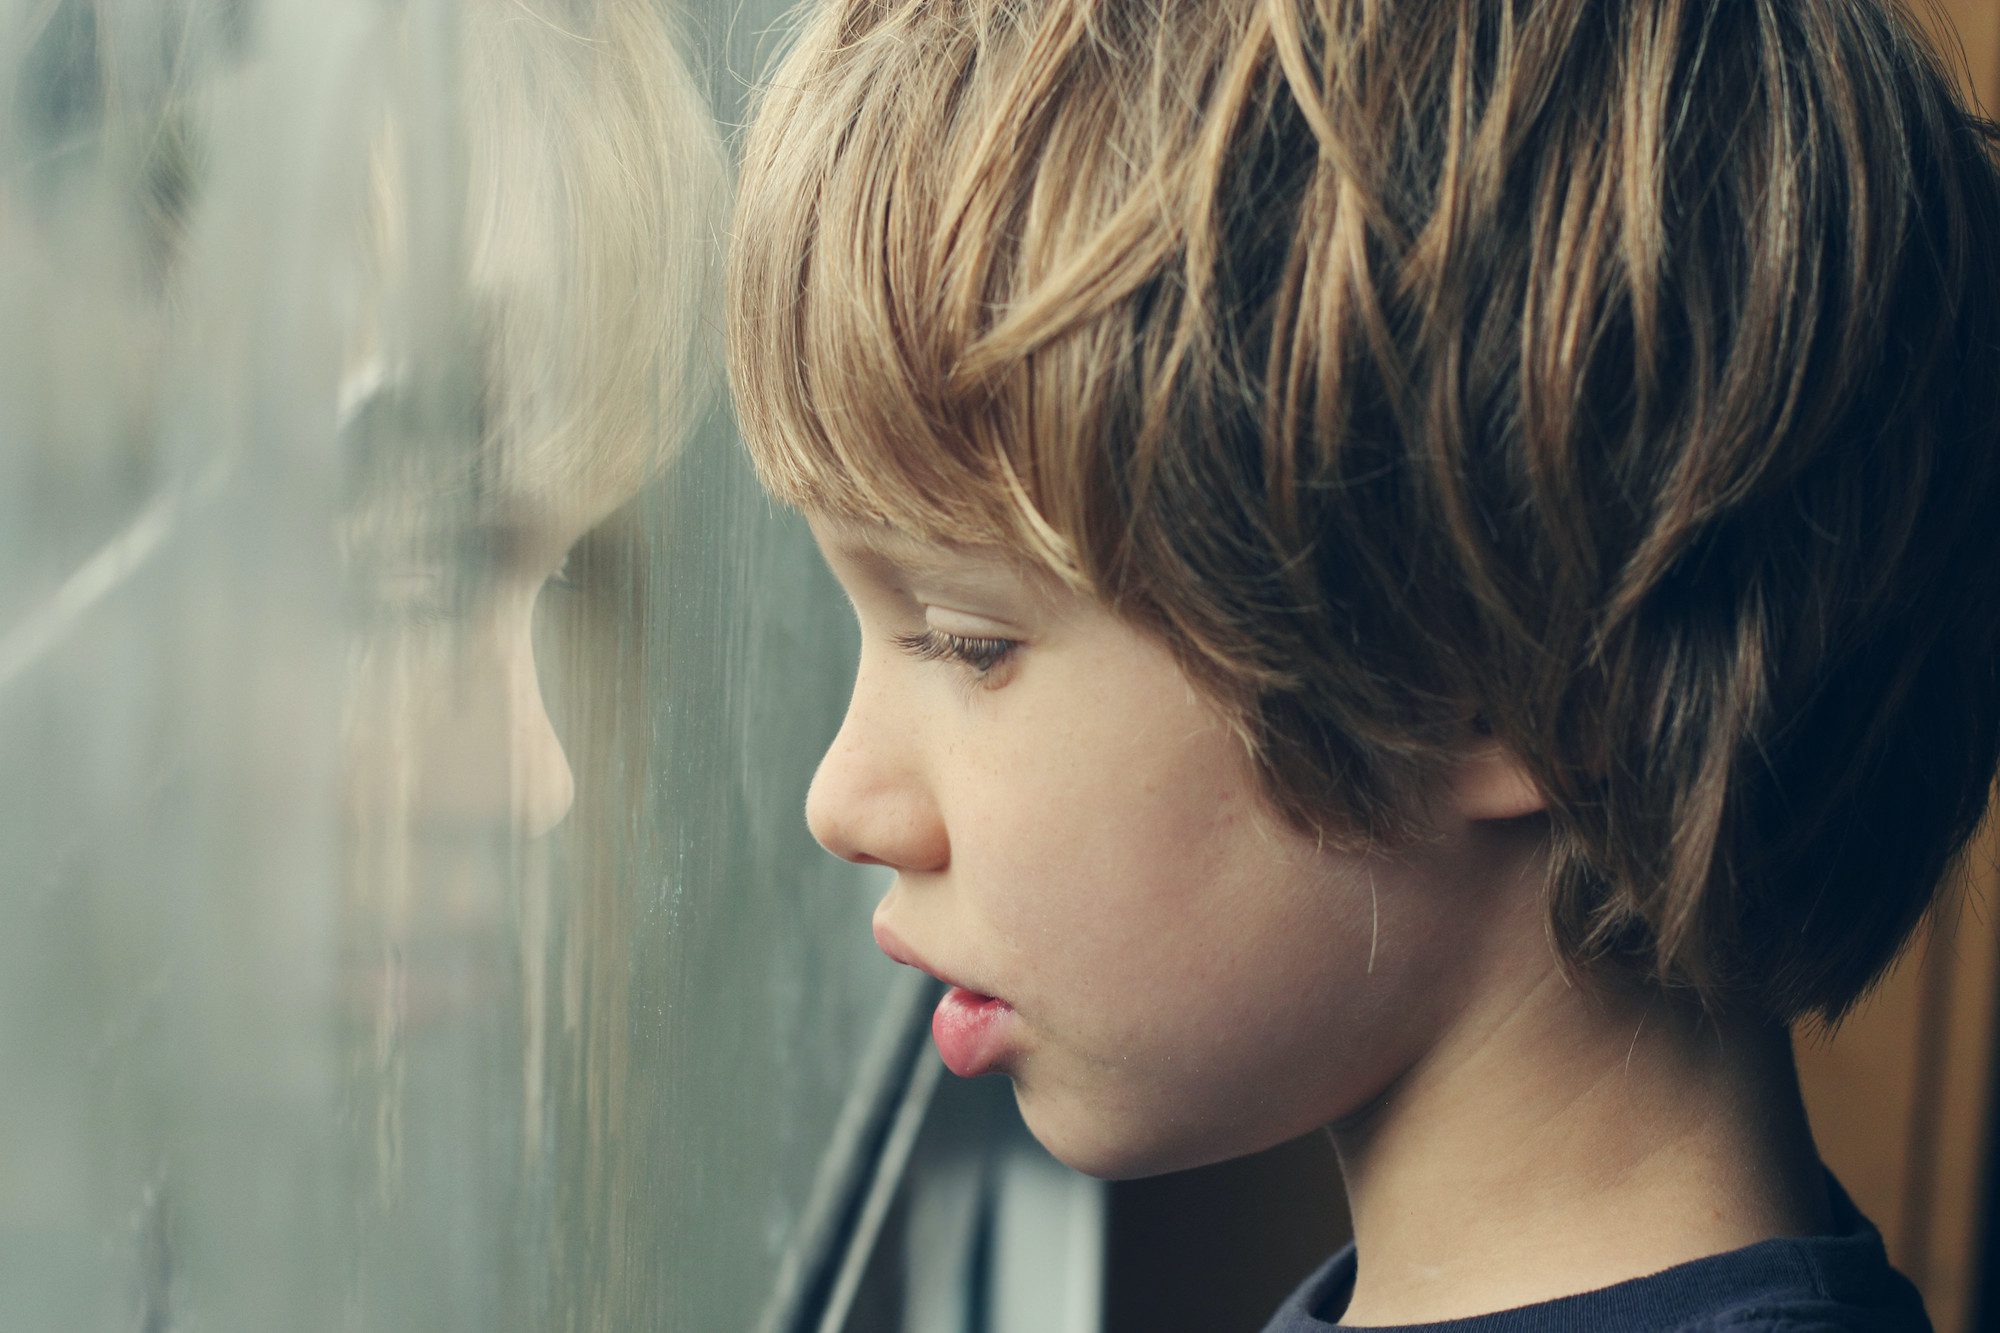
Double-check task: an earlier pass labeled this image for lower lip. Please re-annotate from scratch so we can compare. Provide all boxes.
[931,986,1017,1077]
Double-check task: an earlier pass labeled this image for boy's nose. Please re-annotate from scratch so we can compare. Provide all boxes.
[805,697,947,873]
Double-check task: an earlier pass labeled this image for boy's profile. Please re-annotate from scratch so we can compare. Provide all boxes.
[726,1,2000,1328]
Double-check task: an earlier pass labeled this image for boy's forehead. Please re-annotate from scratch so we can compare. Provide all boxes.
[808,512,1006,576]
[804,510,1076,606]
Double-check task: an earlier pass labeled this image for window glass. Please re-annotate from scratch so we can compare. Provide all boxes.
[0,1,905,1325]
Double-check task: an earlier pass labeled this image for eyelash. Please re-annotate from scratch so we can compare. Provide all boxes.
[892,628,1019,681]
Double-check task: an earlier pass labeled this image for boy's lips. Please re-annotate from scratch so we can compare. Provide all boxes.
[873,919,1019,1078]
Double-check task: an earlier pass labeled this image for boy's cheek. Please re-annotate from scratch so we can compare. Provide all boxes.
[1000,857,1464,1178]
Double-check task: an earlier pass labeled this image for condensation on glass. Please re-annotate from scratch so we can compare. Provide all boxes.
[0,1,903,1326]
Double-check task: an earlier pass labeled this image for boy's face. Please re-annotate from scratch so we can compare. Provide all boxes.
[806,516,1526,1179]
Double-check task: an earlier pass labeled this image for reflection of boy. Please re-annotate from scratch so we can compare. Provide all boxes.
[331,0,723,1240]
[340,0,723,839]
[727,1,2000,1329]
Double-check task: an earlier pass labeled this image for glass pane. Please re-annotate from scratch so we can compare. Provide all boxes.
[0,1,905,1325]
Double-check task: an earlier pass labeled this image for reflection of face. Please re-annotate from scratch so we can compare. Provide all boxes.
[337,490,614,1042]
[342,500,599,841]
[805,515,1517,1181]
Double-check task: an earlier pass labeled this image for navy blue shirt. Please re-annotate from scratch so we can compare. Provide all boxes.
[1260,1165,1932,1331]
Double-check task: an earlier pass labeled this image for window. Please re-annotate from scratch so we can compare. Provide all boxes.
[0,2,943,1326]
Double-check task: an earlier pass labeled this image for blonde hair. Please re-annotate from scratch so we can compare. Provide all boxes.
[730,0,2000,1029]
[353,0,725,514]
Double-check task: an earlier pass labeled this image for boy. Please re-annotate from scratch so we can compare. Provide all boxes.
[726,1,2000,1327]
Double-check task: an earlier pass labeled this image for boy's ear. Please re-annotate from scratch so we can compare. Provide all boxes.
[1446,743,1547,823]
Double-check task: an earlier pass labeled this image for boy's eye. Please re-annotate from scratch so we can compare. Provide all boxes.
[892,628,1018,679]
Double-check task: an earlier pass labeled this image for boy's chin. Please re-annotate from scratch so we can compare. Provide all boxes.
[1011,1080,1296,1182]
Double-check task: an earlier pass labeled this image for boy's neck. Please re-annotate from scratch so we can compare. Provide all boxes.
[1325,912,1831,1326]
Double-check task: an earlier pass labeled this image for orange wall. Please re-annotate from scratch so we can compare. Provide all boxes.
[1796,816,1998,1333]
[1932,0,2000,113]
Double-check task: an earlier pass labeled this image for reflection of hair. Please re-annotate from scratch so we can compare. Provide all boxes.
[729,0,2000,1029]
[354,0,725,515]
[10,0,723,517]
